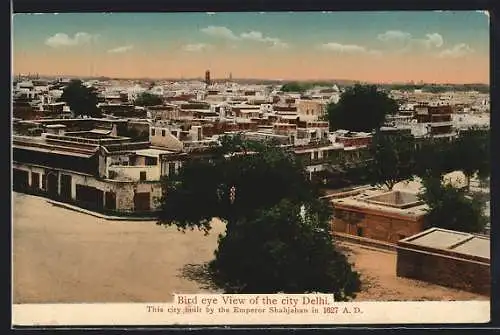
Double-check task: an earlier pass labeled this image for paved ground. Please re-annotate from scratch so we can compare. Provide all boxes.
[13,192,488,303]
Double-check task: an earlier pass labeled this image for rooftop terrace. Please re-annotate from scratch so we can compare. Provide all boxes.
[399,227,490,261]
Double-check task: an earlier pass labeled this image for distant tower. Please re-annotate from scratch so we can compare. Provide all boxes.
[229,72,232,81]
[205,70,211,86]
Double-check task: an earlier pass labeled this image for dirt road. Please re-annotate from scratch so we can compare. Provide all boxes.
[13,193,225,303]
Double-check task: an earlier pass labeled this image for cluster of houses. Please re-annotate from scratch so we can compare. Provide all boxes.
[12,75,362,214]
[12,74,490,295]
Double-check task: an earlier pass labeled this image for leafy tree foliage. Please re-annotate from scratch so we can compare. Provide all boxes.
[158,136,361,296]
[134,92,163,106]
[411,128,490,189]
[364,132,417,190]
[413,139,458,179]
[419,176,487,233]
[327,84,398,132]
[451,128,490,190]
[158,138,316,234]
[333,127,490,193]
[280,82,311,93]
[333,132,416,190]
[208,199,361,299]
[59,79,101,117]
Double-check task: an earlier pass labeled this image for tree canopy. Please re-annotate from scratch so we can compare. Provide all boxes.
[327,84,398,132]
[364,132,417,190]
[419,175,487,233]
[158,136,317,233]
[411,128,490,188]
[209,199,361,297]
[280,82,310,93]
[134,92,163,106]
[157,135,361,297]
[59,79,101,117]
[451,128,490,189]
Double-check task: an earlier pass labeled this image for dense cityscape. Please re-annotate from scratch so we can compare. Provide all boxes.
[12,11,490,307]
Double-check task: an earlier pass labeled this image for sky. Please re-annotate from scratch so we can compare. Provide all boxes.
[12,11,490,83]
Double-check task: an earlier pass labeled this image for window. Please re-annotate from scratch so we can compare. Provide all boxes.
[151,128,156,136]
[145,157,157,166]
[140,171,147,181]
[162,129,166,137]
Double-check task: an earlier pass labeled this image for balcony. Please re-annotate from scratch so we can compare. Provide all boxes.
[293,138,333,150]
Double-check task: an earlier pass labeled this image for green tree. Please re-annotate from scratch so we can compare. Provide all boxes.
[59,79,101,117]
[280,82,309,93]
[451,128,490,191]
[157,139,361,296]
[413,139,458,179]
[327,84,398,132]
[158,139,316,233]
[134,92,163,106]
[364,132,417,190]
[208,199,361,298]
[419,176,487,233]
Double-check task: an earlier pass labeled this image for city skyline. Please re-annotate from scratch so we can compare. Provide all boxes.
[13,11,490,83]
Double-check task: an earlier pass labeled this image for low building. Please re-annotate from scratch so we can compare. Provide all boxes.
[396,228,490,295]
[12,122,185,214]
[331,189,428,243]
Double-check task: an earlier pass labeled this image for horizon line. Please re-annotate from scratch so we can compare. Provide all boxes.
[12,73,490,86]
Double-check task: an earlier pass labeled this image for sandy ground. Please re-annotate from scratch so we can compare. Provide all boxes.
[339,242,488,301]
[13,192,226,303]
[13,193,488,303]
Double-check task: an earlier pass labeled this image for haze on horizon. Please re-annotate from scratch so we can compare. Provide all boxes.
[12,11,490,84]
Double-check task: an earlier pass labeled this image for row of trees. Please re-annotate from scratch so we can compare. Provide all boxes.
[355,128,490,191]
[158,135,361,298]
[380,83,489,94]
[340,128,490,233]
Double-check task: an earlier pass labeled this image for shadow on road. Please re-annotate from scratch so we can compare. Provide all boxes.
[178,263,221,292]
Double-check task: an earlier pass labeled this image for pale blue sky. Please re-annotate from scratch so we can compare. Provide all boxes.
[12,11,490,82]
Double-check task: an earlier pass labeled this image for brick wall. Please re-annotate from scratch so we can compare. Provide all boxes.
[396,246,490,295]
[332,207,425,243]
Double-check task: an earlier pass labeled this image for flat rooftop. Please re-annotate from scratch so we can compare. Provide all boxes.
[332,189,428,218]
[134,148,175,157]
[400,227,490,260]
[363,190,424,209]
